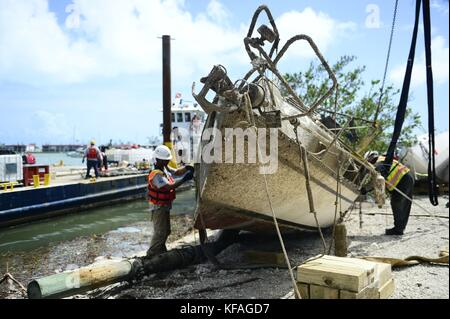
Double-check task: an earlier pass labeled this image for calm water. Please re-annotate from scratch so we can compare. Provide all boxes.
[34,152,83,166]
[0,188,196,254]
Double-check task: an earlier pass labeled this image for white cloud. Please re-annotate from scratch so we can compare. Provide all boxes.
[0,0,96,83]
[431,0,449,15]
[206,0,229,23]
[0,0,244,85]
[24,110,72,143]
[275,7,357,60]
[0,1,356,85]
[390,35,449,88]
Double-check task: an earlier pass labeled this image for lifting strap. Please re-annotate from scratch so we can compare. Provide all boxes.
[384,0,438,206]
[422,0,439,206]
[359,249,448,268]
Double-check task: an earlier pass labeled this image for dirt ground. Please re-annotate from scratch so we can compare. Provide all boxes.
[0,214,194,299]
[1,195,448,299]
[89,195,449,299]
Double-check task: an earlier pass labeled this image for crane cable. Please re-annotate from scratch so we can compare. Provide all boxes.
[373,0,398,125]
[384,0,439,206]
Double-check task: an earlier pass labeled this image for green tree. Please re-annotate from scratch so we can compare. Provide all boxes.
[283,55,421,153]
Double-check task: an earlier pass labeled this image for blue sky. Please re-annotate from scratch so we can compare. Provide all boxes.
[0,0,448,146]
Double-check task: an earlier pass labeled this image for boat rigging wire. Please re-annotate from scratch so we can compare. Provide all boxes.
[293,125,328,254]
[241,92,301,299]
[374,0,398,125]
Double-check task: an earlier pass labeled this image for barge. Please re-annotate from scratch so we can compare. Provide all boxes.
[0,170,148,228]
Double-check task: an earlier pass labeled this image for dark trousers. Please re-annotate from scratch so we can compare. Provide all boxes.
[103,155,108,170]
[390,173,414,231]
[147,205,171,257]
[86,159,99,178]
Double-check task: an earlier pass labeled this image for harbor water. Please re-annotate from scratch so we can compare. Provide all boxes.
[0,188,196,254]
[33,152,84,167]
[0,187,196,298]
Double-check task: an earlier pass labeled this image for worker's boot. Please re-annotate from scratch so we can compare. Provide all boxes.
[385,227,403,236]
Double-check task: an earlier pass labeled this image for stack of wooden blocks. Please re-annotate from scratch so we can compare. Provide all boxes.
[297,255,395,299]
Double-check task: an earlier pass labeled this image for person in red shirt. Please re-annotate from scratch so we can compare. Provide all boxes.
[24,152,36,164]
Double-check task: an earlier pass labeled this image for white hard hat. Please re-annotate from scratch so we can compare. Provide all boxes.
[154,145,173,160]
[364,151,379,161]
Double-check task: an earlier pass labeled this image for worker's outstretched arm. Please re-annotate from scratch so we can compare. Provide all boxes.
[152,171,194,191]
[165,171,194,190]
[169,165,194,176]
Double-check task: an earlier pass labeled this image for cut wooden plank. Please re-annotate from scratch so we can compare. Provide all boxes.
[244,250,286,266]
[379,279,395,299]
[339,283,379,299]
[296,283,309,299]
[310,284,339,299]
[298,263,370,292]
[374,262,392,287]
[297,256,377,292]
[339,271,394,299]
[320,255,376,276]
[301,258,375,276]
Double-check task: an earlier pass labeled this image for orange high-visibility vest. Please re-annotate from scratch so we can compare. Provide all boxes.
[378,156,410,191]
[87,147,98,160]
[147,169,176,206]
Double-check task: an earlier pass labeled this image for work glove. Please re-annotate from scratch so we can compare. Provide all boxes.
[360,187,367,195]
[184,165,195,173]
[182,171,194,182]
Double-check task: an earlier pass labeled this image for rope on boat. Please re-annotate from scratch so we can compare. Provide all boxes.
[293,125,328,254]
[328,164,343,255]
[389,184,449,228]
[342,179,448,229]
[243,93,301,299]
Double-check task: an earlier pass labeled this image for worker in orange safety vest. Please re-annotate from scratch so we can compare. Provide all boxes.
[82,140,102,179]
[146,145,194,257]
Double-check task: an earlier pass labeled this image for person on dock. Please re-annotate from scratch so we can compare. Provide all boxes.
[362,151,415,236]
[99,146,108,171]
[146,145,194,257]
[82,140,103,179]
[22,152,36,165]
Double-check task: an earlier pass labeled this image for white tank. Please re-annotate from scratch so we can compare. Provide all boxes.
[400,131,449,183]
[0,154,23,183]
[106,148,154,166]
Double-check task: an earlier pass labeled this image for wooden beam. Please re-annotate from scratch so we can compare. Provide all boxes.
[297,255,376,292]
[310,284,339,299]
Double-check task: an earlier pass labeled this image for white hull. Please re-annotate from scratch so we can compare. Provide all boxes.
[192,7,377,233]
[195,98,372,232]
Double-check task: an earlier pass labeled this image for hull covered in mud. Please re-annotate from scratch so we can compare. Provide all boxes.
[192,5,377,233]
[194,86,372,232]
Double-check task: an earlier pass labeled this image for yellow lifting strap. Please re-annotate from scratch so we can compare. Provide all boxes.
[163,141,178,169]
[358,250,449,268]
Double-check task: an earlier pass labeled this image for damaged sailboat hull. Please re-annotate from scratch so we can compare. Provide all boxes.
[194,95,369,232]
[192,5,378,233]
